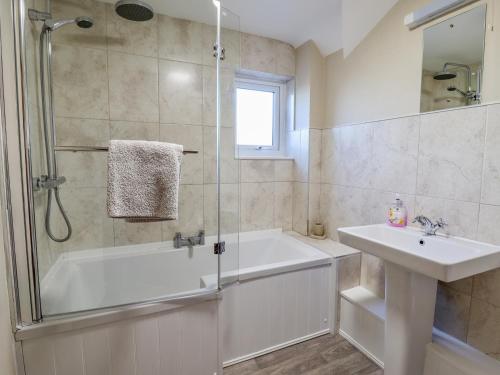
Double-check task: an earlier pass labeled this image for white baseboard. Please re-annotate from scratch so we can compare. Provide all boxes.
[339,329,384,369]
[223,329,331,367]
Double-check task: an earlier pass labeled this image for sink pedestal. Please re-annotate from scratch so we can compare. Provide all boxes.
[384,262,437,375]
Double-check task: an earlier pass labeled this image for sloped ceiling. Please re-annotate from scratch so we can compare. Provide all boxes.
[102,0,397,57]
[342,0,399,57]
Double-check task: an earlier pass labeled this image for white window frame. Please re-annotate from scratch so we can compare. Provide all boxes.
[235,77,287,158]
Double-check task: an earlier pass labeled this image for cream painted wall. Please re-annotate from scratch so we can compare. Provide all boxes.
[295,41,325,130]
[325,0,500,127]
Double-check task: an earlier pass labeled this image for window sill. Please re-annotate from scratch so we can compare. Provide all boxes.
[236,155,294,160]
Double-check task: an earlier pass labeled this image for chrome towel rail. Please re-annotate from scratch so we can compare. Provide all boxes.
[54,145,198,154]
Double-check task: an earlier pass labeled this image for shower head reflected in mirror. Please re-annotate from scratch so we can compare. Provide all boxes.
[115,0,154,21]
[433,71,457,80]
[447,86,468,97]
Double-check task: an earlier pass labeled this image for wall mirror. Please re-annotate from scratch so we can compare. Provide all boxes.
[420,4,487,113]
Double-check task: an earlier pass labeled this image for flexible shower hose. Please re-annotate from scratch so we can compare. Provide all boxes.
[45,187,72,242]
[40,28,72,243]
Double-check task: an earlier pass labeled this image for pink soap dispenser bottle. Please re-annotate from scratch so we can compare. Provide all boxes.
[388,195,407,227]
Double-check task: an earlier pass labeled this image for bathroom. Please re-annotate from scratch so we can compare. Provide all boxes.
[1,0,500,374]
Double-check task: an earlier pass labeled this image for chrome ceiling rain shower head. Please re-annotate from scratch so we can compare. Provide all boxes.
[115,0,154,21]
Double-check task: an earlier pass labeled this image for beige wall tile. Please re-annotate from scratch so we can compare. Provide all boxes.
[371,117,419,194]
[481,104,500,205]
[53,44,109,119]
[274,182,293,231]
[203,127,238,184]
[113,221,162,246]
[321,124,374,188]
[477,204,500,245]
[220,27,241,69]
[240,33,275,74]
[274,160,294,182]
[324,185,372,240]
[240,182,274,231]
[295,129,309,183]
[159,60,202,125]
[202,67,235,127]
[472,269,500,308]
[56,118,110,147]
[308,129,322,184]
[338,254,361,291]
[467,298,500,358]
[320,183,335,238]
[51,0,107,50]
[106,4,158,57]
[360,253,385,299]
[57,151,107,188]
[162,185,204,240]
[240,160,275,182]
[49,187,114,253]
[275,41,295,76]
[320,128,335,185]
[292,182,308,235]
[417,106,486,202]
[434,284,471,342]
[441,277,473,295]
[160,124,203,185]
[108,52,159,122]
[203,184,239,236]
[308,183,321,225]
[158,15,203,64]
[34,193,57,278]
[110,121,159,141]
[414,196,479,239]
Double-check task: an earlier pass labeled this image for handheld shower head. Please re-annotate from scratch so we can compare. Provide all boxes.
[44,16,94,31]
[75,16,94,29]
[447,86,468,97]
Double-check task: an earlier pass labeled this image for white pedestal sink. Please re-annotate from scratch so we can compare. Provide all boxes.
[338,224,500,375]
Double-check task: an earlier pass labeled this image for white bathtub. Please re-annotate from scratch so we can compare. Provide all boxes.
[41,229,332,317]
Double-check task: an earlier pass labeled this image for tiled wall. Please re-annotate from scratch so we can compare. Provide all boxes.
[28,0,295,276]
[319,103,500,360]
[288,41,326,235]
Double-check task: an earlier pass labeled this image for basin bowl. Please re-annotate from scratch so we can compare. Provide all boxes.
[338,224,500,282]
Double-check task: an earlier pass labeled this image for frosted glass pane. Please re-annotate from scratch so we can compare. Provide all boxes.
[236,88,274,146]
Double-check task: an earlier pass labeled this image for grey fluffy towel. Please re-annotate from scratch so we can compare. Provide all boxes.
[107,140,183,221]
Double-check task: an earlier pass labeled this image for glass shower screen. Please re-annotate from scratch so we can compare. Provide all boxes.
[23,0,240,317]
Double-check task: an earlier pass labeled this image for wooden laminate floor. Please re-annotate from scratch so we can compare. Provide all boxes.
[223,334,383,375]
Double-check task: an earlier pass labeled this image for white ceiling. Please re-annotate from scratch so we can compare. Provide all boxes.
[103,0,397,56]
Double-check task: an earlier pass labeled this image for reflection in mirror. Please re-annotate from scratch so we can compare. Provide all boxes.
[420,5,486,113]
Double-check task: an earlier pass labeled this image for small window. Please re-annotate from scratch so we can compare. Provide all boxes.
[235,77,286,158]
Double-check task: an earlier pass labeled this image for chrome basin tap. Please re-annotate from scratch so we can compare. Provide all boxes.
[413,216,448,236]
